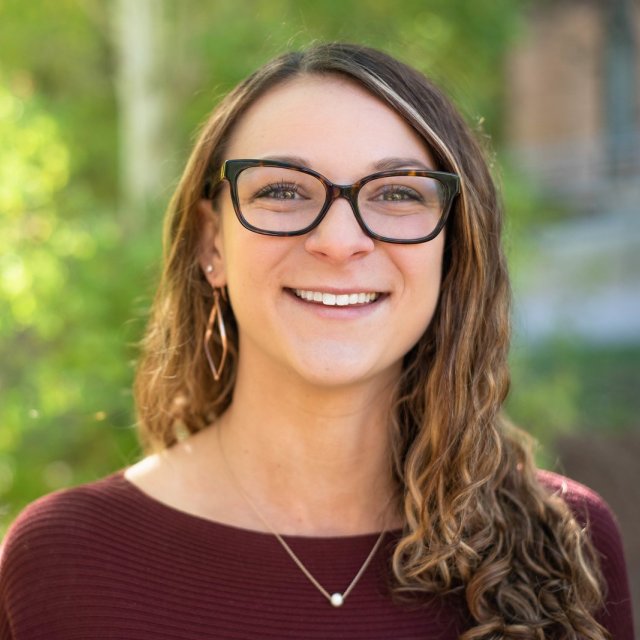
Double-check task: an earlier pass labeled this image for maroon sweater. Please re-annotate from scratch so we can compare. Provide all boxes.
[0,470,634,639]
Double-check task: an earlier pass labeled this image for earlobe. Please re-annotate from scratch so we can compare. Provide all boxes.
[197,198,226,287]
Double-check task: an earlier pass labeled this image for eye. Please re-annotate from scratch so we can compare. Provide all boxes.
[254,181,303,200]
[376,185,423,202]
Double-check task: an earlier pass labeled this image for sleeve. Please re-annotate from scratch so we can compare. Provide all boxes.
[0,523,20,640]
[0,475,132,640]
[0,489,89,640]
[539,470,636,639]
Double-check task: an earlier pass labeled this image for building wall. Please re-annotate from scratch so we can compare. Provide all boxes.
[507,3,603,146]
[505,0,640,198]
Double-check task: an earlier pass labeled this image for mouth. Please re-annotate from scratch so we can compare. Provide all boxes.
[291,288,382,307]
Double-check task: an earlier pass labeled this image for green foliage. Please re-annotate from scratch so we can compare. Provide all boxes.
[0,75,143,532]
[0,1,117,201]
[506,340,640,472]
[508,340,640,437]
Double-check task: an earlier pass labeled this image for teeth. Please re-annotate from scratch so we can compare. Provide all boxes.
[294,289,380,306]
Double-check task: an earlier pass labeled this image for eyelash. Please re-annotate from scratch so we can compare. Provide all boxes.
[254,181,300,199]
[377,185,423,201]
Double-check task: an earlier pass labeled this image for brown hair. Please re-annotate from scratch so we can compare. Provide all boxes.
[134,42,608,639]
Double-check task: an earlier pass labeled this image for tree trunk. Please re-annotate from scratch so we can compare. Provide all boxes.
[113,0,171,227]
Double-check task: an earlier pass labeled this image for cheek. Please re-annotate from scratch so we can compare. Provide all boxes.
[397,242,445,333]
[221,236,253,301]
[399,238,444,296]
[221,224,286,307]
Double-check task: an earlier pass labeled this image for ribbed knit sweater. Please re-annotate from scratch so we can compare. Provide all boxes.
[0,470,634,639]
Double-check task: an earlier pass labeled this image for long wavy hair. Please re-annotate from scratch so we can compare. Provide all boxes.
[134,43,607,639]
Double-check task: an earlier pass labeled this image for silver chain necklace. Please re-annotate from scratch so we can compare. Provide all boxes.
[217,428,387,607]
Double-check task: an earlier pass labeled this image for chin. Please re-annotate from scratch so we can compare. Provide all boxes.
[287,350,399,391]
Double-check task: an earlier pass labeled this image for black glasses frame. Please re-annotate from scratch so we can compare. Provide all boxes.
[210,159,460,245]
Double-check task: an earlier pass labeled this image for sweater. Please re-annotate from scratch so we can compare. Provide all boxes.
[0,470,634,639]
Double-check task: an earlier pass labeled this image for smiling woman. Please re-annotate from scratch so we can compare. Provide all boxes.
[0,43,634,640]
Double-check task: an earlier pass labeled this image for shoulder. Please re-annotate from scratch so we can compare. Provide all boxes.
[536,469,625,567]
[536,469,616,527]
[535,469,625,554]
[0,471,164,633]
[0,472,143,583]
[2,472,132,549]
[536,469,635,638]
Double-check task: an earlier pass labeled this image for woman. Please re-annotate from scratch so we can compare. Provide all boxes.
[0,43,634,639]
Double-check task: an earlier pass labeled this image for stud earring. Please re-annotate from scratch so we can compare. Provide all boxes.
[205,265,213,273]
[204,289,227,381]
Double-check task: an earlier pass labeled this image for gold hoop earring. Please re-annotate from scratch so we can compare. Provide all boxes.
[204,289,228,381]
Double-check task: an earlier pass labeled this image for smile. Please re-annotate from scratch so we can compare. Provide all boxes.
[293,289,381,306]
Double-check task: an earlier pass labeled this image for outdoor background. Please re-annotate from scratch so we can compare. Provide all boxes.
[1,0,638,619]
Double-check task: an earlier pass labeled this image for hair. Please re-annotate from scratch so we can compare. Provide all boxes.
[134,42,608,639]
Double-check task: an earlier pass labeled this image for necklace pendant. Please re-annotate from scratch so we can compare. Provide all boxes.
[330,593,344,607]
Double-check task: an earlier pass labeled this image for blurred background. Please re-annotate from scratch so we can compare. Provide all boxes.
[1,0,638,617]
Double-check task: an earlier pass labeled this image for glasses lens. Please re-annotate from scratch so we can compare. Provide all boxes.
[358,175,447,241]
[235,166,325,233]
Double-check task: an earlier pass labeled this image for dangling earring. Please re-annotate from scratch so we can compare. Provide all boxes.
[204,288,228,381]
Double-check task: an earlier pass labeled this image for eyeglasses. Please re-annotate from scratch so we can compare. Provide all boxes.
[210,159,460,244]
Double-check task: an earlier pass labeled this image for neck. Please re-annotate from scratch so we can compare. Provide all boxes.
[213,352,401,536]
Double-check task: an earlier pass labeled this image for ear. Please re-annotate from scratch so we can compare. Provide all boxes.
[197,198,226,288]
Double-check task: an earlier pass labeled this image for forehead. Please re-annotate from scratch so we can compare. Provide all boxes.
[224,75,434,178]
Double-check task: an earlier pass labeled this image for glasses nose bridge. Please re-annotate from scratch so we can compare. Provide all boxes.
[326,182,360,216]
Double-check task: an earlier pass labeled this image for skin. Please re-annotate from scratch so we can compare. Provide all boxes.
[126,75,445,536]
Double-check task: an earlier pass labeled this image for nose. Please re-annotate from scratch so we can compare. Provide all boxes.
[303,194,375,262]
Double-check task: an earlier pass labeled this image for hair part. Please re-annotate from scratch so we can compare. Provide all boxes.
[133,42,608,639]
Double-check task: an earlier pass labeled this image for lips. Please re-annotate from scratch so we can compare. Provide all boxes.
[292,288,381,307]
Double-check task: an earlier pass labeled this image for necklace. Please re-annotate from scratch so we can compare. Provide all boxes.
[217,428,387,608]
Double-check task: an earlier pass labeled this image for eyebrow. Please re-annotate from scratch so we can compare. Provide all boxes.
[262,155,434,172]
[372,157,433,171]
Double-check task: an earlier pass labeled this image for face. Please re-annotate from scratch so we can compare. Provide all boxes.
[199,75,445,389]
